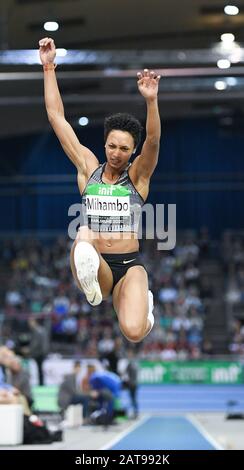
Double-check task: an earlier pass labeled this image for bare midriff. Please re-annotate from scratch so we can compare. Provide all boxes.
[95,231,139,254]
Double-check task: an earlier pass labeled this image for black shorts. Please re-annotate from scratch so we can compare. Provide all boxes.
[101,251,145,292]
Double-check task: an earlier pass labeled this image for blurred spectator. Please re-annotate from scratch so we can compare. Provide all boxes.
[28,318,49,385]
[58,361,97,420]
[198,226,210,257]
[5,355,33,408]
[1,231,213,359]
[122,348,139,419]
[89,365,122,424]
[202,338,214,356]
[0,346,31,415]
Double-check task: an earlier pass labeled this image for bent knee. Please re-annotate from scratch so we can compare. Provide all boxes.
[119,318,147,343]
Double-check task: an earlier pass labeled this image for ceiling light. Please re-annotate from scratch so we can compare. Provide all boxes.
[78,117,89,126]
[224,5,239,16]
[56,48,67,57]
[221,33,235,43]
[215,81,227,91]
[226,77,237,86]
[217,59,231,69]
[44,22,59,32]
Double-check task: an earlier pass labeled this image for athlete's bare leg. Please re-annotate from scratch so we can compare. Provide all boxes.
[112,265,154,342]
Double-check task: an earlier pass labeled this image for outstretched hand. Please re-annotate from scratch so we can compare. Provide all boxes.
[137,69,161,101]
[39,37,56,65]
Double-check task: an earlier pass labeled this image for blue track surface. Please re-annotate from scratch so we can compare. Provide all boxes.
[106,385,244,450]
[109,416,216,450]
[121,384,244,412]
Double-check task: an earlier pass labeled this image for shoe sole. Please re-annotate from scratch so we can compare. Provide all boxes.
[76,254,102,306]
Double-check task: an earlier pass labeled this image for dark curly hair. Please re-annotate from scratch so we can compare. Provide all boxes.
[104,113,143,149]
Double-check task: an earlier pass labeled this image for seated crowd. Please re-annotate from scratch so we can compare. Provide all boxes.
[0,230,210,361]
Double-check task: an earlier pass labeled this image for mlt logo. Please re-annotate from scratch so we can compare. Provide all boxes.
[98,185,116,196]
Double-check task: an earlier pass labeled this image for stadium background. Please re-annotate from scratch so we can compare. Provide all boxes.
[0,0,244,450]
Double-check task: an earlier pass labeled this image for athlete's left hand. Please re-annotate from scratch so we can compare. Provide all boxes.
[137,69,161,100]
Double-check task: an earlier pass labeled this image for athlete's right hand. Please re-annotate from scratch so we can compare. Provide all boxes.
[39,37,56,65]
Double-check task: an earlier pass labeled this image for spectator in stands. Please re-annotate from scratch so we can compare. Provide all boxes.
[0,346,31,415]
[2,229,210,359]
[88,364,122,424]
[58,360,99,421]
[122,348,139,418]
[201,338,214,356]
[104,336,124,374]
[97,328,115,364]
[0,346,15,384]
[5,355,33,408]
[28,318,49,386]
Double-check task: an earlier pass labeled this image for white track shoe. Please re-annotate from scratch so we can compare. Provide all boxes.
[147,290,155,332]
[74,242,102,306]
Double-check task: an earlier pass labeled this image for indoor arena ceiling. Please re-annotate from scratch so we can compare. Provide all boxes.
[1,0,244,137]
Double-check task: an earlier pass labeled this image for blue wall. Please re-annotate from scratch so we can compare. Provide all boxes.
[0,118,243,236]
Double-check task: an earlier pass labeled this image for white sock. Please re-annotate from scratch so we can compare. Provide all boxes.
[147,290,154,332]
[74,241,100,274]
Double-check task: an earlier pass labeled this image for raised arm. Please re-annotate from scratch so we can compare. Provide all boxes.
[132,69,161,180]
[39,37,99,178]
